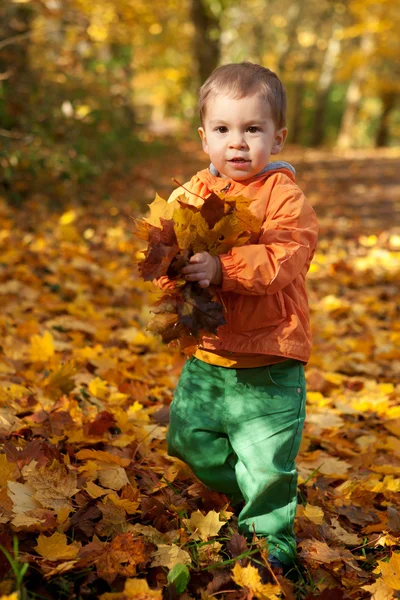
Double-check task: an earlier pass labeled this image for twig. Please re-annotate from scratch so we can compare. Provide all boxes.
[209,591,240,597]
[0,127,33,141]
[259,545,286,596]
[172,178,207,202]
[0,31,32,51]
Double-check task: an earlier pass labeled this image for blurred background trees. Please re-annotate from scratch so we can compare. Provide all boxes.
[1,0,399,204]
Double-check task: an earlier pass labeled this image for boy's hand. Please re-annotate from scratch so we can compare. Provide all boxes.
[182,252,222,288]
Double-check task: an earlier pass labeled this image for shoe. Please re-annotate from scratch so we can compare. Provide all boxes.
[268,555,285,570]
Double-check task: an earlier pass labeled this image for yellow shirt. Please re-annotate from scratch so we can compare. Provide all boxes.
[194,348,288,369]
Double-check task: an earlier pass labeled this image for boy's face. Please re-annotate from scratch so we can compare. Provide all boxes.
[198,93,287,181]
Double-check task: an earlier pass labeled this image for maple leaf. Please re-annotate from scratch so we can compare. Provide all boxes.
[198,541,222,566]
[362,580,394,600]
[135,191,261,343]
[143,193,177,228]
[96,498,128,537]
[298,539,358,567]
[96,534,152,584]
[29,331,55,362]
[172,206,210,253]
[0,454,17,487]
[183,509,231,541]
[98,466,129,491]
[8,482,41,514]
[140,234,179,281]
[329,517,361,546]
[35,531,81,561]
[76,449,131,467]
[232,563,281,599]
[151,544,192,569]
[302,503,324,525]
[99,578,162,599]
[200,191,226,228]
[26,459,79,511]
[42,362,77,399]
[374,553,400,590]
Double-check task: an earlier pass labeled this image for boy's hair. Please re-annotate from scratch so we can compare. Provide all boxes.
[199,62,286,130]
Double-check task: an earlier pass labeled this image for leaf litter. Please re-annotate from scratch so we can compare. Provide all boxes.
[0,151,399,598]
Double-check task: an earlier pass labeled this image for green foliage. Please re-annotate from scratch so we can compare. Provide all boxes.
[167,563,190,594]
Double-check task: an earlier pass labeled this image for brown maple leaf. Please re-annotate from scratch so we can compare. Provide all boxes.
[96,534,152,583]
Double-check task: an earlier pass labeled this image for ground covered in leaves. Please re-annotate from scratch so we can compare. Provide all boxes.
[0,144,400,600]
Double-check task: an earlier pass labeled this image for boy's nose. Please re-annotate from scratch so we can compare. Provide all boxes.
[229,133,248,149]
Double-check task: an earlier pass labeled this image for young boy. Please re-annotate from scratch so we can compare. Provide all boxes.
[157,62,318,569]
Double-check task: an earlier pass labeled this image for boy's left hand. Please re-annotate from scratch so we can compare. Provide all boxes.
[182,252,222,288]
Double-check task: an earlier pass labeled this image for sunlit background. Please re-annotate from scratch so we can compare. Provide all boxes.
[1,0,399,206]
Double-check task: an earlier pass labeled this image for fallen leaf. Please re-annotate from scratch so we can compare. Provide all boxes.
[232,563,281,599]
[183,510,229,541]
[151,544,191,569]
[35,531,81,561]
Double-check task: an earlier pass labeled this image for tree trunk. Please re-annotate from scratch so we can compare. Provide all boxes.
[290,76,305,144]
[190,0,221,84]
[375,91,397,147]
[311,26,341,146]
[277,3,301,74]
[0,1,34,129]
[336,31,374,150]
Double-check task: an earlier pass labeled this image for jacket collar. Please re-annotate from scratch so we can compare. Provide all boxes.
[198,160,296,193]
[209,160,296,178]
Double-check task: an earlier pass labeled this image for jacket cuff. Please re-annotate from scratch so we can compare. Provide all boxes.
[219,253,238,292]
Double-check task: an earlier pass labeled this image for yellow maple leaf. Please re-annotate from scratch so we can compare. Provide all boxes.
[144,194,176,228]
[35,531,81,561]
[0,594,20,600]
[29,331,55,362]
[375,553,400,590]
[303,503,325,524]
[76,449,130,466]
[84,480,108,498]
[59,209,77,225]
[99,577,162,599]
[362,579,395,600]
[88,377,109,400]
[183,509,231,541]
[43,362,77,397]
[232,563,281,599]
[107,490,140,514]
[172,206,209,253]
[0,454,16,488]
[151,544,192,569]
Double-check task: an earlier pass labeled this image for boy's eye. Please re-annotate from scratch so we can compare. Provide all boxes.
[247,126,261,133]
[215,126,228,133]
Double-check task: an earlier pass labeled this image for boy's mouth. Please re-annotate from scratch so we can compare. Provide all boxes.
[229,157,250,163]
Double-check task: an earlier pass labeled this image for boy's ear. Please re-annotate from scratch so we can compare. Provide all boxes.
[271,127,288,155]
[198,127,209,154]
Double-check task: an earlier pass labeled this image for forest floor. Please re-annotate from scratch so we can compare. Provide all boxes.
[0,142,399,600]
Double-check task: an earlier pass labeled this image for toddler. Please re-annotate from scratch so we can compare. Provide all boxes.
[157,62,318,569]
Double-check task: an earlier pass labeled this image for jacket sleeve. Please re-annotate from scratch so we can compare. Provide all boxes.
[219,185,318,296]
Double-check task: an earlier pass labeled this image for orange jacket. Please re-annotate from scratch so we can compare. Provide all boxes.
[157,164,318,363]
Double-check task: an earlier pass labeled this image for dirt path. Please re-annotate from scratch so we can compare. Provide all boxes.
[123,140,400,239]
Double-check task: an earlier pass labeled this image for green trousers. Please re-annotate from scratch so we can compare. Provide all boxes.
[167,357,306,565]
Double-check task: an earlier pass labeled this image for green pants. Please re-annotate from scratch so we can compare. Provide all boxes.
[167,357,306,565]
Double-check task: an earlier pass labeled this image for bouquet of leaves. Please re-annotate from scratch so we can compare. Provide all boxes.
[135,189,262,345]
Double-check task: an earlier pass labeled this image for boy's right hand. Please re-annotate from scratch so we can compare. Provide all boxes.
[182,252,222,288]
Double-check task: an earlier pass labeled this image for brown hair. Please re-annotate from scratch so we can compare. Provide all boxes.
[199,62,286,129]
